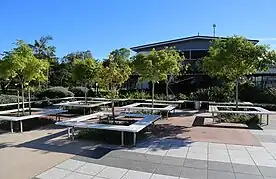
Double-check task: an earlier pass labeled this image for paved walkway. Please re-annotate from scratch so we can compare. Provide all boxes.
[34,118,276,179]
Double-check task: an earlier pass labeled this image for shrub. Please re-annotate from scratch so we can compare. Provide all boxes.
[70,87,89,97]
[120,91,151,99]
[0,94,22,104]
[177,93,188,100]
[36,87,74,99]
[239,83,276,104]
[219,114,259,124]
[188,86,234,102]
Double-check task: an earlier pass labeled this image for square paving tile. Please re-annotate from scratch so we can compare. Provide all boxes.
[166,147,188,158]
[161,156,185,166]
[188,146,208,154]
[130,161,157,173]
[190,142,208,148]
[146,147,168,156]
[77,163,106,176]
[37,167,72,179]
[63,172,92,179]
[226,144,246,150]
[208,148,228,154]
[97,166,128,179]
[55,159,86,171]
[150,173,179,179]
[154,163,182,177]
[209,143,227,149]
[258,166,276,177]
[208,161,233,172]
[207,170,235,179]
[184,158,207,169]
[208,153,231,162]
[122,170,152,179]
[186,152,207,160]
[232,163,261,175]
[235,173,263,179]
[180,167,207,179]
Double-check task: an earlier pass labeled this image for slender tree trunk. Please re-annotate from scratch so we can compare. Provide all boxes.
[21,83,25,115]
[85,83,87,104]
[235,78,239,110]
[152,82,155,109]
[28,87,31,115]
[111,87,116,123]
[166,79,169,100]
[17,89,20,116]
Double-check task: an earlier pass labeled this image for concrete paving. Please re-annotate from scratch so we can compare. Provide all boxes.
[2,114,276,179]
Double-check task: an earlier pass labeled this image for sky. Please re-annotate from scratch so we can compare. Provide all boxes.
[0,0,276,59]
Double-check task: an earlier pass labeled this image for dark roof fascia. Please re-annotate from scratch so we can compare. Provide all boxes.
[130,35,259,51]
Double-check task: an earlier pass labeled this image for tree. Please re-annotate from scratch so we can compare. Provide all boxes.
[29,36,57,87]
[202,36,276,109]
[0,59,12,93]
[133,48,183,107]
[72,58,99,103]
[98,48,132,120]
[3,40,49,114]
[162,47,183,100]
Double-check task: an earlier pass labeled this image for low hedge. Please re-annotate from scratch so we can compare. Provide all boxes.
[36,87,74,99]
[188,86,234,102]
[0,94,22,104]
[70,87,89,97]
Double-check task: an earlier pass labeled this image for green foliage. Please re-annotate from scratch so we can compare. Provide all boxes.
[0,94,22,104]
[3,40,49,87]
[36,87,74,99]
[120,91,151,99]
[239,83,276,104]
[72,58,99,86]
[219,114,259,124]
[134,47,183,83]
[98,48,132,96]
[70,86,89,97]
[177,93,188,100]
[189,86,234,102]
[203,36,274,81]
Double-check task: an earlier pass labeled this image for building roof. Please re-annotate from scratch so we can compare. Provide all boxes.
[130,35,259,51]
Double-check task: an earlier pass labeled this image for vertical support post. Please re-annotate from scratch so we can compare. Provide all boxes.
[212,112,214,122]
[67,127,71,138]
[72,126,75,140]
[166,111,169,120]
[20,121,23,133]
[133,132,136,146]
[121,131,124,146]
[267,114,269,125]
[10,121,13,133]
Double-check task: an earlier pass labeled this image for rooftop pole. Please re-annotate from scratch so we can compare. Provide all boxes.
[213,24,216,37]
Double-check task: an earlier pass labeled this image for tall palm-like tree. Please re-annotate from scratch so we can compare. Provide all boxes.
[29,36,56,87]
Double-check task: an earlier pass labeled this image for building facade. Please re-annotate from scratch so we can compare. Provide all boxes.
[129,35,275,92]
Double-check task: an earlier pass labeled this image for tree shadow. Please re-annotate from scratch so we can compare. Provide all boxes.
[15,123,193,159]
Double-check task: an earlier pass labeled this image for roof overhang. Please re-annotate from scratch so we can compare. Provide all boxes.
[130,35,259,52]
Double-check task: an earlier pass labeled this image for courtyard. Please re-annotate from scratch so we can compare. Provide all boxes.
[1,111,276,179]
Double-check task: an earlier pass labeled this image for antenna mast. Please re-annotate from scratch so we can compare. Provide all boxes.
[213,24,216,37]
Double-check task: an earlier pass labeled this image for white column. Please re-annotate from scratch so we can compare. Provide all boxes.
[121,131,124,146]
[20,121,23,133]
[10,121,13,133]
[133,132,137,146]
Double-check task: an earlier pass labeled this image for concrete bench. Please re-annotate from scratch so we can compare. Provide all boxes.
[208,105,276,125]
[119,103,175,120]
[56,113,161,146]
[0,108,67,132]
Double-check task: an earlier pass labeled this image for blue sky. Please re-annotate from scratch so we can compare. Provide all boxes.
[0,0,276,59]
